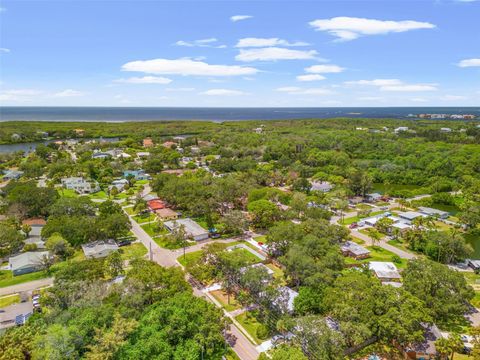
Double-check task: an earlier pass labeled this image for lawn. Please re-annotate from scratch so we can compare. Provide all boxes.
[210,289,241,312]
[153,236,195,250]
[133,213,156,224]
[119,243,147,260]
[140,223,168,237]
[387,239,411,253]
[228,248,262,265]
[235,311,267,345]
[340,211,385,225]
[0,294,20,308]
[0,269,49,288]
[89,190,108,200]
[253,235,267,243]
[58,188,78,198]
[345,246,407,269]
[123,206,136,215]
[177,249,203,267]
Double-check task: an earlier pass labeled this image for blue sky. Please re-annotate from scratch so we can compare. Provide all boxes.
[0,0,479,107]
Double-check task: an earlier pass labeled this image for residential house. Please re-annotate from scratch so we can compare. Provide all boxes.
[190,146,201,154]
[394,127,409,133]
[358,212,391,227]
[155,208,179,221]
[341,241,370,260]
[274,286,299,314]
[2,170,24,181]
[164,218,209,241]
[22,218,47,249]
[397,211,424,224]
[440,127,452,133]
[147,199,166,211]
[143,138,154,148]
[109,179,129,192]
[349,196,364,205]
[311,181,333,192]
[81,240,119,259]
[254,127,263,134]
[162,141,177,148]
[136,151,150,158]
[417,206,449,219]
[365,193,382,203]
[92,151,111,159]
[61,177,100,194]
[391,222,412,233]
[123,170,151,180]
[9,251,50,276]
[143,193,159,202]
[402,324,443,359]
[74,129,85,136]
[369,262,401,282]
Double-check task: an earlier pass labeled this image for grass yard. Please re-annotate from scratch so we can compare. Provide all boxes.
[119,243,147,260]
[0,269,49,288]
[387,239,411,253]
[345,246,407,269]
[235,311,267,345]
[153,236,195,250]
[0,294,20,308]
[89,190,108,200]
[253,235,267,243]
[58,188,78,198]
[123,206,136,215]
[210,289,241,312]
[340,211,387,226]
[133,213,156,224]
[228,248,262,265]
[140,223,168,237]
[177,249,203,267]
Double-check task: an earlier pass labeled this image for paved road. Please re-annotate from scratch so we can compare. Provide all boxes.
[0,278,53,297]
[127,212,260,359]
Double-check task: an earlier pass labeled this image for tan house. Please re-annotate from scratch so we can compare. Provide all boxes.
[143,138,154,148]
[155,208,179,221]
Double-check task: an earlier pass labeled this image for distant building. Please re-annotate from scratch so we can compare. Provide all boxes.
[136,151,150,158]
[92,151,111,159]
[2,170,24,181]
[109,179,129,192]
[9,251,50,276]
[341,241,370,260]
[155,208,179,221]
[162,141,177,148]
[365,193,382,203]
[164,218,209,241]
[74,129,85,136]
[417,206,449,219]
[369,261,401,282]
[394,127,409,133]
[190,146,201,154]
[440,127,452,133]
[22,218,47,249]
[61,177,100,194]
[397,211,424,224]
[254,127,263,134]
[311,181,333,193]
[143,138,154,148]
[148,199,166,211]
[123,170,151,180]
[274,286,299,313]
[81,240,119,259]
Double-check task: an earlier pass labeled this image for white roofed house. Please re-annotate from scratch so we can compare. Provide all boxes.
[394,127,409,133]
[341,241,370,260]
[397,211,424,224]
[9,251,50,276]
[417,206,449,219]
[61,177,100,194]
[164,218,209,241]
[109,179,129,192]
[311,181,333,193]
[365,192,382,203]
[369,261,401,283]
[273,286,299,314]
[82,240,119,259]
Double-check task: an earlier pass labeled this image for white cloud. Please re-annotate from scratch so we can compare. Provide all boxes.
[345,79,402,86]
[200,89,247,96]
[53,89,84,97]
[345,78,437,92]
[440,94,467,101]
[115,76,173,84]
[175,38,226,48]
[276,87,333,95]
[0,48,10,53]
[457,58,480,67]
[236,47,317,62]
[357,96,383,101]
[309,17,436,41]
[410,98,428,102]
[165,87,195,92]
[236,37,309,48]
[122,58,259,77]
[230,15,253,22]
[0,89,42,102]
[380,84,437,92]
[305,64,344,73]
[296,74,326,81]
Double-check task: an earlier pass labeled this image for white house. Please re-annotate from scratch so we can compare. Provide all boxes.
[9,251,50,276]
[394,127,409,133]
[417,206,449,219]
[61,177,100,194]
[397,211,424,224]
[82,240,119,259]
[311,181,333,192]
[369,261,401,282]
[164,218,209,241]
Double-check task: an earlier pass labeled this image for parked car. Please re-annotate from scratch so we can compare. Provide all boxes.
[349,223,358,229]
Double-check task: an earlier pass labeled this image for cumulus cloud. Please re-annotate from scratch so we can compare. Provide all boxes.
[457,58,480,67]
[0,48,10,53]
[440,95,467,101]
[200,89,247,96]
[165,87,196,92]
[305,64,345,73]
[345,78,437,91]
[296,74,326,81]
[309,16,436,41]
[0,89,42,102]
[230,15,253,22]
[122,58,258,77]
[175,38,226,48]
[236,47,317,62]
[236,37,309,48]
[114,76,173,84]
[276,87,333,95]
[53,89,85,97]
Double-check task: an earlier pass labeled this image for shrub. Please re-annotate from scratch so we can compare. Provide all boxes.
[392,255,402,264]
[256,324,270,340]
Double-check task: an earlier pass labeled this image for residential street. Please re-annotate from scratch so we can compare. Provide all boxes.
[0,278,53,297]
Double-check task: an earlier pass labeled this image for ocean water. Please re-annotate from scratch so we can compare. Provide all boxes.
[1,106,479,122]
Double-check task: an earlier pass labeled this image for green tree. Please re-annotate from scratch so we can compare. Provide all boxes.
[247,199,281,229]
[0,223,24,257]
[45,233,74,260]
[105,251,124,278]
[32,324,78,360]
[435,334,463,360]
